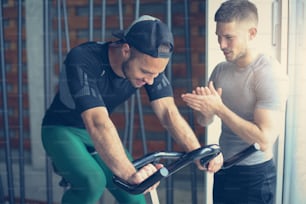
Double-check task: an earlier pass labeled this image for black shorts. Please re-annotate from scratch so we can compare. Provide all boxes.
[213,159,276,204]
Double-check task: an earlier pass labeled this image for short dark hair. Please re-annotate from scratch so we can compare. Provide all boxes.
[214,0,258,26]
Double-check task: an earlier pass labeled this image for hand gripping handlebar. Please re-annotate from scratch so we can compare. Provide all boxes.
[113,143,260,194]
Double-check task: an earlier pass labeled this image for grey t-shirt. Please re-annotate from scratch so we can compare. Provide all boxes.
[209,54,288,165]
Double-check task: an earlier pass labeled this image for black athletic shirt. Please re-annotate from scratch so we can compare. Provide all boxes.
[42,41,173,128]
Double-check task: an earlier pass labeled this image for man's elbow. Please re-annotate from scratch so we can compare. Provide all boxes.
[257,133,278,152]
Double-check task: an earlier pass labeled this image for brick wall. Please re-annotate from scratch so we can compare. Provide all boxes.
[0,0,207,160]
[0,0,31,163]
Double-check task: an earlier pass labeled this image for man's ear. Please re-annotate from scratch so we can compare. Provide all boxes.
[249,27,257,40]
[121,43,131,59]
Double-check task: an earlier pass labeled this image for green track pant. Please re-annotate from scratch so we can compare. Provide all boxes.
[41,126,146,204]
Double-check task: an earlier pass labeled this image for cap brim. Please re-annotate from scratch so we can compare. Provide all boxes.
[112,30,125,40]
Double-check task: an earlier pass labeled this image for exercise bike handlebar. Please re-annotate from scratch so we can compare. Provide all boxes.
[113,144,221,194]
[113,143,260,194]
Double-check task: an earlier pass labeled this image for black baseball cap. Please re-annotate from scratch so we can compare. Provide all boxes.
[112,15,174,58]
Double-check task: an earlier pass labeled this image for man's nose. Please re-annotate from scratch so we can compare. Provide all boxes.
[144,72,159,85]
[144,76,154,85]
[219,39,227,49]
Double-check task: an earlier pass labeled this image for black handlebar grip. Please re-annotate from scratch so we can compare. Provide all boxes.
[132,152,183,169]
[113,167,169,195]
[199,144,222,167]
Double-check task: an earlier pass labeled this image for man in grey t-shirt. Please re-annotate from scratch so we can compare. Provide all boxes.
[182,1,288,203]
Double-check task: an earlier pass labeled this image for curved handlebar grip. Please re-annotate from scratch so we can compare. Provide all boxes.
[113,167,169,194]
[198,144,221,167]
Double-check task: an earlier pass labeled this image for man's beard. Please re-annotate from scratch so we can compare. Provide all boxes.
[234,46,249,62]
